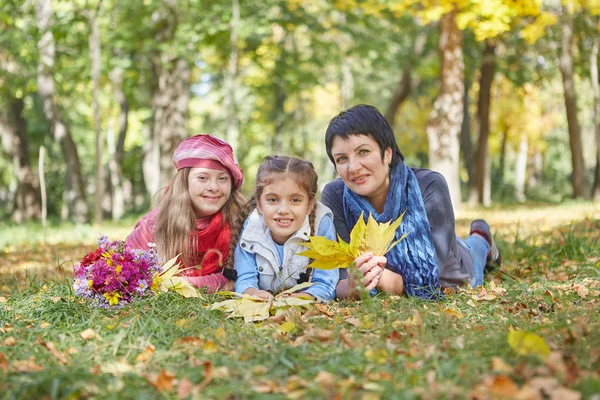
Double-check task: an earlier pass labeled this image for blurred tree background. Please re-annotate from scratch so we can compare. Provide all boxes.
[1,0,599,225]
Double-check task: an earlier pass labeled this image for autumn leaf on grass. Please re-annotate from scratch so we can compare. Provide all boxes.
[156,256,203,299]
[209,283,316,323]
[507,328,551,359]
[299,211,409,269]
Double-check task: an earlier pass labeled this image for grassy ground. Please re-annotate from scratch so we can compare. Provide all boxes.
[0,203,599,399]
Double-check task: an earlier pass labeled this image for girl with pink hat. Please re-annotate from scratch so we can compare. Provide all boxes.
[126,134,245,292]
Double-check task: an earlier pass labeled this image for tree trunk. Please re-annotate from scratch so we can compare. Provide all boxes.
[590,20,600,201]
[460,78,474,187]
[426,9,464,210]
[384,31,426,127]
[89,8,103,225]
[223,0,240,151]
[468,40,495,206]
[36,0,89,223]
[558,7,590,199]
[106,66,129,220]
[0,98,41,223]
[144,2,190,198]
[515,133,528,203]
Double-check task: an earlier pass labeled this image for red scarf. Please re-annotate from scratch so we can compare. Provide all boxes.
[185,211,231,276]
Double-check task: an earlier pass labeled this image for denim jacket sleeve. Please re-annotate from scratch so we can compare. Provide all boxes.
[233,239,259,295]
[303,214,339,302]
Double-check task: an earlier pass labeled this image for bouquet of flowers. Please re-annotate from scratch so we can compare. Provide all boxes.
[73,235,200,308]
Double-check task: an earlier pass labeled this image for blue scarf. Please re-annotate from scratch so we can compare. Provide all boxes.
[343,162,440,299]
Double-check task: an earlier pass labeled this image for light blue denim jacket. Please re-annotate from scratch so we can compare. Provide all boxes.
[234,201,339,301]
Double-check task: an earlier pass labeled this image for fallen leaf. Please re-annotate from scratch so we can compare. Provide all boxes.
[203,340,217,354]
[100,360,133,374]
[0,352,8,373]
[212,366,230,379]
[50,296,61,303]
[12,357,44,373]
[3,337,16,346]
[177,377,193,399]
[550,387,581,400]
[176,318,190,328]
[135,344,156,363]
[37,337,68,365]
[344,316,361,327]
[507,330,551,359]
[147,369,175,391]
[40,322,51,329]
[574,284,589,298]
[277,321,296,335]
[315,371,336,387]
[0,297,6,304]
[214,327,226,342]
[489,375,519,397]
[196,361,213,391]
[80,328,97,340]
[491,357,513,374]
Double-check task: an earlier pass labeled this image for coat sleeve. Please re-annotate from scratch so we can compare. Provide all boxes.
[125,209,159,251]
[184,273,229,293]
[233,239,259,294]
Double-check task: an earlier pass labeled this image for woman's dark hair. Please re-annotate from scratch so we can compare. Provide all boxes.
[325,104,404,167]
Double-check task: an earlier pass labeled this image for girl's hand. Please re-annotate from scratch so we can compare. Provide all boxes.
[244,288,274,300]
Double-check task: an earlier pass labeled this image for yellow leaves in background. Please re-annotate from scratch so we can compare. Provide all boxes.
[507,329,551,359]
[300,211,408,270]
[209,283,316,323]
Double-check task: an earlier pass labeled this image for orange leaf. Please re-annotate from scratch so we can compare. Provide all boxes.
[80,328,96,340]
[489,375,519,397]
[0,352,8,373]
[197,361,214,391]
[147,369,175,391]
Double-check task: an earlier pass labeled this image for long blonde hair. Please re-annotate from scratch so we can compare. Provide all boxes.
[155,168,245,270]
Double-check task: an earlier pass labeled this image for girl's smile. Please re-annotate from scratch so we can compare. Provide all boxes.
[257,176,315,245]
[188,167,232,218]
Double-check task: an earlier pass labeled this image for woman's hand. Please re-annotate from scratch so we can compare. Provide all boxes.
[244,288,274,300]
[337,252,387,299]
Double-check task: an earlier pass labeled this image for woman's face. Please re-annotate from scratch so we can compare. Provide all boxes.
[331,134,392,204]
[187,167,232,218]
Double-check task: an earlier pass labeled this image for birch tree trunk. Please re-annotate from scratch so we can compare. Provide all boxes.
[515,133,528,203]
[468,40,495,206]
[558,7,589,199]
[36,0,89,222]
[426,9,464,210]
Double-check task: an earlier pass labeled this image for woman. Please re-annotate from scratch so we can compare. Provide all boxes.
[321,105,500,299]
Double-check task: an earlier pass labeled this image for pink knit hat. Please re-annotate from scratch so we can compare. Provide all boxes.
[173,134,244,190]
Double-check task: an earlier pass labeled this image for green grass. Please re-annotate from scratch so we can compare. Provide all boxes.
[0,206,599,399]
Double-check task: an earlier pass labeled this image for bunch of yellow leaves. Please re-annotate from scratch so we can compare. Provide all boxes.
[299,211,409,270]
[153,256,203,299]
[209,282,315,323]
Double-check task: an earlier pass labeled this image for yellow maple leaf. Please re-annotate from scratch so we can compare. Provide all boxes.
[507,329,550,359]
[299,211,409,270]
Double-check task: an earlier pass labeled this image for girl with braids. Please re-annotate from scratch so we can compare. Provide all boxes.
[233,156,339,301]
[126,134,245,292]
